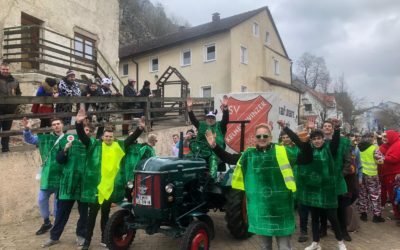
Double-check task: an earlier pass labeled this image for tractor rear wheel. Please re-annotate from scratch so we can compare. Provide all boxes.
[181,221,210,250]
[104,209,136,250]
[224,188,252,239]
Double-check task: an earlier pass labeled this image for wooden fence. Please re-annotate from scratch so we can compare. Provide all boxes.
[0,96,214,136]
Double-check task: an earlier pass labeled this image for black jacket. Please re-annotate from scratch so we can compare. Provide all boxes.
[0,74,21,114]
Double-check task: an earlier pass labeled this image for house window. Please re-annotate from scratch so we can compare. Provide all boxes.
[201,85,212,97]
[240,46,248,64]
[265,31,270,45]
[305,104,312,111]
[274,59,280,75]
[253,22,259,37]
[122,63,129,76]
[181,49,191,66]
[150,57,159,72]
[241,85,247,92]
[204,44,216,62]
[74,33,95,60]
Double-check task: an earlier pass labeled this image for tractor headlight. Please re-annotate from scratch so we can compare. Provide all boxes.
[165,183,174,194]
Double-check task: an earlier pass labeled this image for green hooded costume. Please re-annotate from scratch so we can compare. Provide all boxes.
[58,135,87,200]
[81,138,126,204]
[332,137,350,195]
[197,121,225,179]
[296,142,338,208]
[235,145,296,236]
[37,134,64,190]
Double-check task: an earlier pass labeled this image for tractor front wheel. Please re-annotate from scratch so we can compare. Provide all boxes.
[224,188,252,239]
[181,221,210,250]
[104,209,136,250]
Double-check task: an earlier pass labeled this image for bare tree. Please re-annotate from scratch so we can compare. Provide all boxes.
[296,52,331,90]
[375,105,400,130]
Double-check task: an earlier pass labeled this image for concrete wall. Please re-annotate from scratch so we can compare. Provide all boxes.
[0,0,119,75]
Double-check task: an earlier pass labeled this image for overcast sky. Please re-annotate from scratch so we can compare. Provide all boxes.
[150,0,400,105]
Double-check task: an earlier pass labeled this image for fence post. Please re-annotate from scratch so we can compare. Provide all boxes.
[145,97,151,131]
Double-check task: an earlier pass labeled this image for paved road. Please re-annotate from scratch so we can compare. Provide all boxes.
[1,206,400,250]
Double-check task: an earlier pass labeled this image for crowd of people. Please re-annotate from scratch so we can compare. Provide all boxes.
[0,65,154,153]
[2,63,400,250]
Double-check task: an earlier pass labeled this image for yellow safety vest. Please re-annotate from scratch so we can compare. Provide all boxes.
[360,145,378,176]
[231,145,297,192]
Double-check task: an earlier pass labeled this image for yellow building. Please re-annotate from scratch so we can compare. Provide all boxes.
[119,6,300,107]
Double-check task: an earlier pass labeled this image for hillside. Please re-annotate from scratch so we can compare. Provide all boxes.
[119,0,182,46]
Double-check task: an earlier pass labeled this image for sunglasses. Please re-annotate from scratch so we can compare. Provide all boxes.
[255,134,269,139]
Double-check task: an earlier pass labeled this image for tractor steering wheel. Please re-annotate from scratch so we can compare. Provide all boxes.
[189,140,212,159]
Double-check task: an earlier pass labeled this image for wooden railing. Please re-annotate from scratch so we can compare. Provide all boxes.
[2,25,123,92]
[0,96,214,136]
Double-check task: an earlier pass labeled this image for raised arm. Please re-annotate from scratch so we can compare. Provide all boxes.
[330,119,341,157]
[75,108,90,147]
[124,117,145,148]
[22,117,38,145]
[219,95,229,135]
[187,97,199,128]
[206,129,240,164]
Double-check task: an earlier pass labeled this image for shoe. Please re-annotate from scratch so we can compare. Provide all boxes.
[76,236,85,246]
[41,239,59,248]
[319,230,327,238]
[100,242,107,247]
[36,223,52,235]
[304,241,321,250]
[1,148,9,153]
[338,240,347,250]
[372,215,385,223]
[81,240,90,250]
[298,231,309,242]
[360,212,367,221]
[342,232,352,242]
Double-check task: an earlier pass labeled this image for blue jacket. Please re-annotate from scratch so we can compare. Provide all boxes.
[23,129,38,145]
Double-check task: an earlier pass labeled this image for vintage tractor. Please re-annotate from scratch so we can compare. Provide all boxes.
[104,133,250,250]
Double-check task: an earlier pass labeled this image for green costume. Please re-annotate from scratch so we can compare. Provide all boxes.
[296,142,338,208]
[37,134,64,190]
[332,137,350,195]
[197,121,225,179]
[58,135,87,200]
[81,138,126,204]
[139,144,156,159]
[121,143,142,183]
[233,145,296,236]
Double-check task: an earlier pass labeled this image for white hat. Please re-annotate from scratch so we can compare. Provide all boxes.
[101,78,112,85]
[205,111,216,118]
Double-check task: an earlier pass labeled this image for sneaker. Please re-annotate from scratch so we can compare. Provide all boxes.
[304,241,321,250]
[76,236,85,246]
[372,215,385,223]
[338,240,347,250]
[100,242,107,247]
[342,232,352,242]
[298,231,309,242]
[36,223,53,235]
[80,240,90,250]
[41,239,59,248]
[1,148,10,153]
[360,212,367,221]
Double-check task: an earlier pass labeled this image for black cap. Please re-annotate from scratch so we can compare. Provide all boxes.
[45,77,57,87]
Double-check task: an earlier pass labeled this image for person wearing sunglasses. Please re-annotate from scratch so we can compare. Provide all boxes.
[278,119,347,250]
[216,123,297,250]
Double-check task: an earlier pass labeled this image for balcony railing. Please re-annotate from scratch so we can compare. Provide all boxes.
[2,25,124,92]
